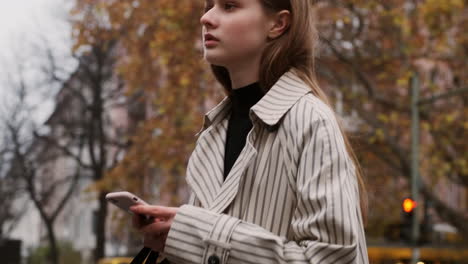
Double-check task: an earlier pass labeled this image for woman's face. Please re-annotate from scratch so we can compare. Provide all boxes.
[200,0,273,69]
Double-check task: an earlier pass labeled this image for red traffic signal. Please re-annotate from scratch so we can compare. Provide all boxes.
[402,198,417,213]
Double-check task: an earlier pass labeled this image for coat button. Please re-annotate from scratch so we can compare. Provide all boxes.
[208,255,220,264]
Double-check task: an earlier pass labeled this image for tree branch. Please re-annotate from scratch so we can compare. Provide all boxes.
[33,132,92,170]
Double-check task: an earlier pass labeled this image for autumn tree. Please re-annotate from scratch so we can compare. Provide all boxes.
[71,1,221,205]
[314,0,468,238]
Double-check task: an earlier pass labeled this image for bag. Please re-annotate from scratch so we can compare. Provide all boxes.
[130,247,169,264]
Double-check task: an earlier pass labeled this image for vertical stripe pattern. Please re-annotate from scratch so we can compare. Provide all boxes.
[164,71,369,264]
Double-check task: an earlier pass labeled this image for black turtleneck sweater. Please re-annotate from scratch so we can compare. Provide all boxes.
[224,82,264,179]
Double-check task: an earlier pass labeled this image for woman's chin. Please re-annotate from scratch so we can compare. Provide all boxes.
[203,53,228,67]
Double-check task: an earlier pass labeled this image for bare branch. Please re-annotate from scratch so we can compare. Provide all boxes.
[33,132,92,170]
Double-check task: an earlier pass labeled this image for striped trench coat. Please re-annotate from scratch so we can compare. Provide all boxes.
[163,71,369,263]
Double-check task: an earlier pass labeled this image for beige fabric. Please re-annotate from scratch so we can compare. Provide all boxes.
[163,71,369,264]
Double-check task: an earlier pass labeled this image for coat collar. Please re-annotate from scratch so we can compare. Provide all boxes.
[200,70,311,132]
[251,70,311,126]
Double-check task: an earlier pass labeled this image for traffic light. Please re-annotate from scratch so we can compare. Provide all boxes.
[402,198,417,214]
[400,198,417,242]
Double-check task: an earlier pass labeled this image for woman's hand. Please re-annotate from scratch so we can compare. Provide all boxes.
[130,205,179,252]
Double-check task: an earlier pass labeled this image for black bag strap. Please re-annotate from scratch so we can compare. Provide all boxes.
[130,247,159,264]
[145,250,159,264]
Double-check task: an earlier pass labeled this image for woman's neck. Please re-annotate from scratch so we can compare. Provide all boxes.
[227,58,261,89]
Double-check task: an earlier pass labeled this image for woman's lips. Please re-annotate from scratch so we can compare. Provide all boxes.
[204,33,219,48]
[204,40,219,48]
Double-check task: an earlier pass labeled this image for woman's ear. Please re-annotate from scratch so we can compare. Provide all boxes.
[268,10,291,39]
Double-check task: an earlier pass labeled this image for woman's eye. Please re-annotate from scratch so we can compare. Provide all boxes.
[224,3,236,10]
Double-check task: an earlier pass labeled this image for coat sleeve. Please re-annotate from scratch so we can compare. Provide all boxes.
[163,118,368,264]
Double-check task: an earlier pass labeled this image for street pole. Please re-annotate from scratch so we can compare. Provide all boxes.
[408,71,466,263]
[411,72,420,264]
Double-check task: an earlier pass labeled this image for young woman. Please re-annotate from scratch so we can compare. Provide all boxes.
[130,0,369,263]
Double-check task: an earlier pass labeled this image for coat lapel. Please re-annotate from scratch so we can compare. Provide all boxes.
[187,116,259,213]
[209,128,258,213]
[185,99,230,209]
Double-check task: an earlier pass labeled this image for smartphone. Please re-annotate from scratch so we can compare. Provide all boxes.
[105,191,149,215]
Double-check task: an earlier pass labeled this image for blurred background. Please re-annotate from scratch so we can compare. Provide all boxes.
[0,0,466,264]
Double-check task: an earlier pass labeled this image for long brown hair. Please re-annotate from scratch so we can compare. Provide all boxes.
[209,0,368,222]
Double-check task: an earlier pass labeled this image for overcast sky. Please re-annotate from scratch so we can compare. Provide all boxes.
[0,0,75,123]
[0,0,69,53]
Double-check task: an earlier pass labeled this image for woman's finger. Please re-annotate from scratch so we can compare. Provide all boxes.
[132,213,142,228]
[139,220,172,235]
[130,205,177,218]
[132,212,153,229]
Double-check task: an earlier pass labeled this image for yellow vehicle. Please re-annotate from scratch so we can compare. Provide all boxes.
[368,246,468,264]
[98,257,133,264]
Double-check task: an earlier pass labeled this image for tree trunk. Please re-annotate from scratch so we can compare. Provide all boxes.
[44,218,59,264]
[94,191,107,263]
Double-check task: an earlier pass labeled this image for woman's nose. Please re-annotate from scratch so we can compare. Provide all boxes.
[200,8,217,28]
